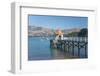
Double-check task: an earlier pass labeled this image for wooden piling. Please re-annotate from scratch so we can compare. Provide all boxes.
[50,37,88,58]
[72,41,74,56]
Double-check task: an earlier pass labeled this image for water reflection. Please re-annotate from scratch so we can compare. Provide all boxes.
[28,37,87,60]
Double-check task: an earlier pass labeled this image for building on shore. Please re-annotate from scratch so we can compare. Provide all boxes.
[55,29,63,40]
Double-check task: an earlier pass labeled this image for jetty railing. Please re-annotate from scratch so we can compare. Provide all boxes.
[50,37,88,58]
[63,37,87,42]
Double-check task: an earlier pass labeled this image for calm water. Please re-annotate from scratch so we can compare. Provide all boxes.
[28,37,88,60]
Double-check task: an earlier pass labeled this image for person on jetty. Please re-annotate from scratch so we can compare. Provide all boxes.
[55,28,63,40]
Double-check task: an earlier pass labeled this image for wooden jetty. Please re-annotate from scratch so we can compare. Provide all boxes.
[50,37,88,58]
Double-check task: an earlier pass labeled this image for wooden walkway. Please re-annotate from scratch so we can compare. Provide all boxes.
[50,37,88,58]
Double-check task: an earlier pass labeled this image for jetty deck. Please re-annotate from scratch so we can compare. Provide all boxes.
[50,37,88,58]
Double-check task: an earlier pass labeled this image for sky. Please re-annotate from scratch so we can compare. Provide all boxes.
[28,15,88,30]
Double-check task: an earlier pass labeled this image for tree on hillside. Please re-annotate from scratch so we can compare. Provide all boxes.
[78,28,88,37]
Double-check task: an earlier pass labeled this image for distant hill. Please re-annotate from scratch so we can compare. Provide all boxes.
[28,26,84,37]
[28,26,54,37]
[62,28,81,35]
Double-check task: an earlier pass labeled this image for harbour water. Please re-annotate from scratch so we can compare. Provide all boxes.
[28,36,88,60]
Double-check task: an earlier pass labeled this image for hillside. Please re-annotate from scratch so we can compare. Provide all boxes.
[28,26,83,37]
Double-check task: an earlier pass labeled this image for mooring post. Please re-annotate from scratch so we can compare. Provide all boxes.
[72,41,74,56]
[65,41,68,52]
[50,40,52,48]
[61,40,63,50]
[68,41,69,53]
[64,41,66,51]
[78,42,80,57]
[85,42,87,57]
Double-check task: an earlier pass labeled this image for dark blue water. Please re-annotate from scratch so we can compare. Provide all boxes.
[28,37,88,60]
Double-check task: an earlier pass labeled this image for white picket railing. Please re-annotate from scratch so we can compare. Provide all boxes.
[62,37,87,42]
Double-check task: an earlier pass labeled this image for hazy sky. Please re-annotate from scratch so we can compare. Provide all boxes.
[28,15,88,29]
